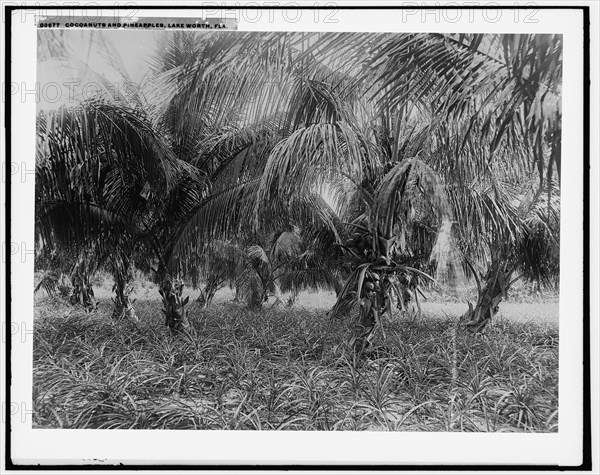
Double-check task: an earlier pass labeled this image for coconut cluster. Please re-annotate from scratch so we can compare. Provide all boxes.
[345,232,388,265]
[344,232,373,254]
[363,270,382,295]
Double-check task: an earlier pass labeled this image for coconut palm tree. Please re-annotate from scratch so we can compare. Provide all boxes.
[35,31,189,321]
[171,32,560,350]
[139,31,562,344]
[35,31,349,328]
[36,31,561,348]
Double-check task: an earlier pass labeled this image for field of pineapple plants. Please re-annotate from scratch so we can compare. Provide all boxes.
[33,277,559,432]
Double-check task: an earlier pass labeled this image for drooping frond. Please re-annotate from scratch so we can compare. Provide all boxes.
[168,179,261,268]
[297,32,562,185]
[256,122,371,208]
[37,101,185,194]
[271,229,302,261]
[278,267,342,295]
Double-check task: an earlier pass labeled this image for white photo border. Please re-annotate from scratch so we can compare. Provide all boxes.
[4,1,596,468]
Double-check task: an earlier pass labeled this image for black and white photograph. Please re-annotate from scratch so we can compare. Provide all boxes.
[3,3,596,469]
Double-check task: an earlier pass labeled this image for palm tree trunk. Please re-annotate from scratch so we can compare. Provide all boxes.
[346,292,382,357]
[159,276,192,335]
[69,279,81,305]
[461,260,513,332]
[111,270,128,320]
[286,289,299,307]
[70,271,96,310]
[197,283,217,308]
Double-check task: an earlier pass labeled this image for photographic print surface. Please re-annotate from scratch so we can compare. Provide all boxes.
[32,26,562,433]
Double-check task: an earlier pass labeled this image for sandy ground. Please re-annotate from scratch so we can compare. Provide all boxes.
[288,290,559,326]
[35,281,559,327]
